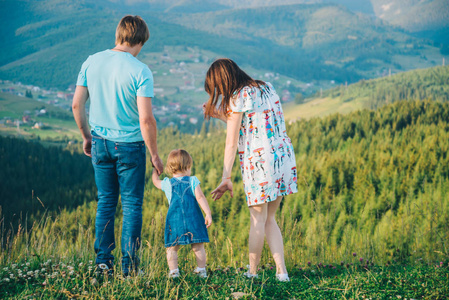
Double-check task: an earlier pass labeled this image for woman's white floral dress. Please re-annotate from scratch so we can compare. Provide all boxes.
[228,82,298,206]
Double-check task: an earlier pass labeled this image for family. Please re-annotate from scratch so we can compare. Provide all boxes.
[72,15,298,282]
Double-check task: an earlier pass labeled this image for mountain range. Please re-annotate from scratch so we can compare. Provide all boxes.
[0,0,447,91]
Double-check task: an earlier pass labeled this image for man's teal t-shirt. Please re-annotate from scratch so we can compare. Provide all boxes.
[76,50,154,142]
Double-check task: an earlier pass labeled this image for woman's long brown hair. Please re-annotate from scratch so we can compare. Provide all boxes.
[204,58,265,119]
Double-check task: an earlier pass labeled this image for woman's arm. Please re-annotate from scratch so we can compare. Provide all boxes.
[194,186,212,228]
[222,112,242,177]
[211,112,243,200]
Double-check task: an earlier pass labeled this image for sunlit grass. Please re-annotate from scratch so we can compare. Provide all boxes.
[1,209,448,299]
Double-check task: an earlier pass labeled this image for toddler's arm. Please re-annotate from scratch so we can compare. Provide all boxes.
[194,186,212,228]
[152,169,162,189]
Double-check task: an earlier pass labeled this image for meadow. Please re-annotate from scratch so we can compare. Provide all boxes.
[1,100,449,298]
[1,213,447,299]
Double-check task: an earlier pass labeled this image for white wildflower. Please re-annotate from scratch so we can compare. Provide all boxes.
[12,264,17,269]
[90,278,98,286]
[67,266,74,271]
[4,278,10,282]
[79,262,83,267]
[26,262,30,267]
[89,260,93,265]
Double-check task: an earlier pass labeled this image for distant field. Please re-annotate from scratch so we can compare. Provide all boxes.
[283,96,368,121]
[0,92,79,140]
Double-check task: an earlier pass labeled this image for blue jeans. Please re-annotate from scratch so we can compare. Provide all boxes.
[91,133,146,274]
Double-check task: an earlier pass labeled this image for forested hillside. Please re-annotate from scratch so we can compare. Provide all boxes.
[2,100,448,264]
[325,65,449,108]
[284,65,449,120]
[0,137,96,226]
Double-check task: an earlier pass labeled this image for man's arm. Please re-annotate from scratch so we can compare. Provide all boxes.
[137,96,164,175]
[72,86,92,157]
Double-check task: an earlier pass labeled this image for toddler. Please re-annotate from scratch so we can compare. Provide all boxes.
[152,149,212,278]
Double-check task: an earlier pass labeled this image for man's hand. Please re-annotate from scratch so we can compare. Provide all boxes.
[83,136,92,157]
[211,179,233,201]
[151,155,164,175]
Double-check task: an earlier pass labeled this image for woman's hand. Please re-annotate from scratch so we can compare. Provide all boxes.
[203,102,227,122]
[211,179,233,201]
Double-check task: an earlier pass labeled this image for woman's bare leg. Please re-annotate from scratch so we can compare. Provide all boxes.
[166,245,180,271]
[265,196,287,274]
[191,243,206,268]
[248,203,268,274]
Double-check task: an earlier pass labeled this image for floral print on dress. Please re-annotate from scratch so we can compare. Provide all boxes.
[228,82,298,206]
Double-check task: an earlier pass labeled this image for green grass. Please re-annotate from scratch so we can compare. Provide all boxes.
[1,254,447,299]
[1,211,448,299]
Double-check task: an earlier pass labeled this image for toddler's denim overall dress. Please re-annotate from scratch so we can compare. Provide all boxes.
[162,176,209,247]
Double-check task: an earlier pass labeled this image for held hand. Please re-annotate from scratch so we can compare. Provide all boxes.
[151,155,164,175]
[204,214,212,228]
[211,179,233,201]
[83,137,92,157]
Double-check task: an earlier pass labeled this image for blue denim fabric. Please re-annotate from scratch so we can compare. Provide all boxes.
[91,132,146,274]
[165,177,209,247]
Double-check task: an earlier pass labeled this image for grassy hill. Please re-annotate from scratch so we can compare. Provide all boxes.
[2,100,449,264]
[2,98,449,297]
[283,65,449,120]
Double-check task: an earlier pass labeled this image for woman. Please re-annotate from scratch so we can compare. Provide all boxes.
[204,58,298,281]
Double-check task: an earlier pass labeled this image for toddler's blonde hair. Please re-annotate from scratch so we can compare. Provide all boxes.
[165,149,193,175]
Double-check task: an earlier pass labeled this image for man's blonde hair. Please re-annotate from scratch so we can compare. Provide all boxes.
[115,15,149,46]
[165,149,193,175]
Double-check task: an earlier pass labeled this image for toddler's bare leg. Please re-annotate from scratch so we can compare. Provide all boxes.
[191,243,206,268]
[166,245,180,271]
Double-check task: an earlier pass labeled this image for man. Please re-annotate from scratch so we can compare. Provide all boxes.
[72,15,163,277]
